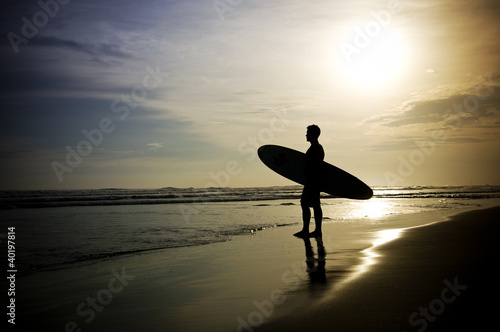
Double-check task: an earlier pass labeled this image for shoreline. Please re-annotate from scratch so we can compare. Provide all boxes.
[13,204,500,331]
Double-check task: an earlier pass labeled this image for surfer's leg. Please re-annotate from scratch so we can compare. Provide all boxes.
[294,203,310,237]
[296,187,312,237]
[302,204,311,228]
[310,204,322,237]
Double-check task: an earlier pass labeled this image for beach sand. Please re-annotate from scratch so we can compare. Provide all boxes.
[256,206,500,332]
[13,206,500,332]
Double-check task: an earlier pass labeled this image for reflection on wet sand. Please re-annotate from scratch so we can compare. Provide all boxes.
[301,235,327,284]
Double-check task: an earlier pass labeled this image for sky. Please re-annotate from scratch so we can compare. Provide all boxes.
[1,0,500,190]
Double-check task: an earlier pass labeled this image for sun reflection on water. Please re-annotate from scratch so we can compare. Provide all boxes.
[371,228,403,247]
[349,199,396,220]
[344,228,404,283]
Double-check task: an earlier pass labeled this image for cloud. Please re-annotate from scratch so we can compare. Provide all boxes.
[363,74,500,130]
[31,36,135,60]
[366,136,492,152]
[364,139,422,152]
[146,142,164,151]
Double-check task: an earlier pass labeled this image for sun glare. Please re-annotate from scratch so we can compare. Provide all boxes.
[337,27,407,89]
[349,199,394,220]
[343,228,404,283]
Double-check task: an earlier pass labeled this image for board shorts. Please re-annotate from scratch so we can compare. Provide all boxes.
[301,184,321,207]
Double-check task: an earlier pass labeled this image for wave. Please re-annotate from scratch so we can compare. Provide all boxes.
[1,185,499,210]
[0,186,302,209]
[373,185,500,199]
[18,222,295,275]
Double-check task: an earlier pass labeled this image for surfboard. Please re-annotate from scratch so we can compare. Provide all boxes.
[258,144,373,200]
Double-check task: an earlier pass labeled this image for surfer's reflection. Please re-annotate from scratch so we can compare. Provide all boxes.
[301,234,326,283]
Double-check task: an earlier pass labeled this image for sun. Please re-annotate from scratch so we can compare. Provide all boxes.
[337,27,407,89]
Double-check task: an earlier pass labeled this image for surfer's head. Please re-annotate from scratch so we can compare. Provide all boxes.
[306,124,321,142]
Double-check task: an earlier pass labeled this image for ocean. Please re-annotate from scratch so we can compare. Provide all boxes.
[1,185,500,276]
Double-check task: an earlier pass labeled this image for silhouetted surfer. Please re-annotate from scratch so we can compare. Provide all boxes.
[294,125,324,238]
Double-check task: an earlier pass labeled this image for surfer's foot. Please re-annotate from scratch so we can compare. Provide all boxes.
[309,230,322,238]
[293,230,309,238]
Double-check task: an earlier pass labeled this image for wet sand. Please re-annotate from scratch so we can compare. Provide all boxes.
[12,206,500,332]
[256,206,500,332]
